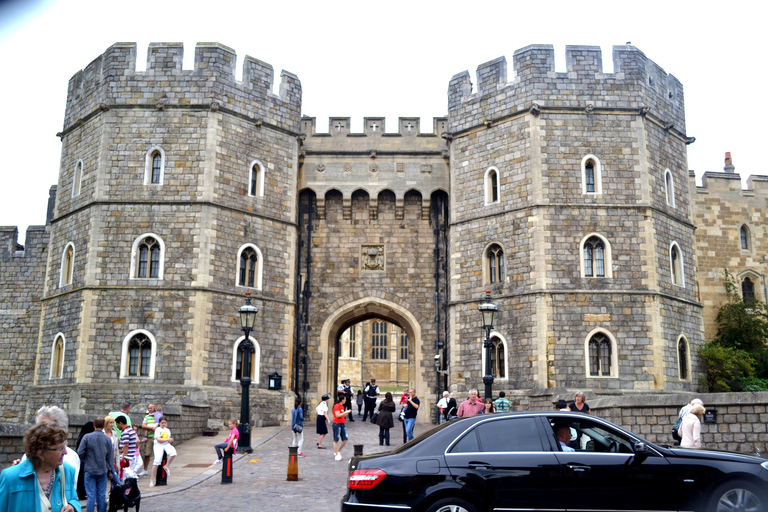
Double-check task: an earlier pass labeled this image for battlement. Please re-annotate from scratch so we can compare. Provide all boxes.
[301,116,448,138]
[448,44,685,135]
[300,116,449,155]
[0,226,48,255]
[63,42,302,134]
[695,171,768,195]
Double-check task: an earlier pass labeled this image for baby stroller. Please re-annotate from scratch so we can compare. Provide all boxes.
[108,476,141,512]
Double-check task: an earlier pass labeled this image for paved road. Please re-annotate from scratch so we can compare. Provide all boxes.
[136,413,434,512]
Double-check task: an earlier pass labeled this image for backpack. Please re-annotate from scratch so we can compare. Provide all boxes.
[672,415,683,441]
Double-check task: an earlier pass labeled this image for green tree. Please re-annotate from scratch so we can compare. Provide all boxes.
[699,269,768,392]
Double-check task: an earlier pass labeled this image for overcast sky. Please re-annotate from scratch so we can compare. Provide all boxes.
[0,0,763,244]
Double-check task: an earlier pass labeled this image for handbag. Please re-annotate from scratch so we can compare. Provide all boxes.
[293,424,303,433]
[371,412,379,423]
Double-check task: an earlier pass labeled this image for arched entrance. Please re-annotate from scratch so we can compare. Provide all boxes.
[319,297,424,406]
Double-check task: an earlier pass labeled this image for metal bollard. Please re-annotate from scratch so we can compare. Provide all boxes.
[353,444,364,457]
[287,445,298,481]
[221,447,234,484]
[156,451,168,486]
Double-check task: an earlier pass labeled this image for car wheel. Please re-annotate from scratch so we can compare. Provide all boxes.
[709,480,766,512]
[426,497,478,512]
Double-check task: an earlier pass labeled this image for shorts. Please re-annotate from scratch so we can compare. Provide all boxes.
[153,442,177,465]
[140,438,154,458]
[332,422,348,442]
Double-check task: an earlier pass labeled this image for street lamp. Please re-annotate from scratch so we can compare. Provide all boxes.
[478,289,498,401]
[238,291,259,453]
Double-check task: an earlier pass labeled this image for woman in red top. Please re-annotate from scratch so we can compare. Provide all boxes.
[332,394,351,461]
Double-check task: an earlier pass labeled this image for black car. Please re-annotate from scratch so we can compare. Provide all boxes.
[342,411,768,512]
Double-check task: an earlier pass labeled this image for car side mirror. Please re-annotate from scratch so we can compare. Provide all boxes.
[633,441,648,454]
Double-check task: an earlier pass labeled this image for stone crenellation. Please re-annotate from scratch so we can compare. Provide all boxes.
[62,42,302,137]
[449,45,685,138]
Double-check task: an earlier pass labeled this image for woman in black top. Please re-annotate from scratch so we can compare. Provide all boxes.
[568,391,590,414]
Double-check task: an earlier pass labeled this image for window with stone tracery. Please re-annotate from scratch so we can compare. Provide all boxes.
[137,237,161,278]
[588,332,612,377]
[486,244,505,284]
[371,321,388,360]
[236,244,263,290]
[128,334,152,377]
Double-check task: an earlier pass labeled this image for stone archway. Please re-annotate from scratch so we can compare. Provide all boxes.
[319,297,425,417]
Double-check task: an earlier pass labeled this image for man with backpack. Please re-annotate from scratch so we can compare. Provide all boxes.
[673,398,704,445]
[363,379,380,422]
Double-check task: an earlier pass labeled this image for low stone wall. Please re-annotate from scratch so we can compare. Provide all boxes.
[504,389,768,456]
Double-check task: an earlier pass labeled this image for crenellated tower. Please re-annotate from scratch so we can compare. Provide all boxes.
[34,42,303,427]
[447,44,701,394]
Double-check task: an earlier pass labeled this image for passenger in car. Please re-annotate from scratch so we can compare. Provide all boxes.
[554,424,576,452]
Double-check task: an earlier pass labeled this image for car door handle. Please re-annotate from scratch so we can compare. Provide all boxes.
[468,461,494,470]
[566,464,590,472]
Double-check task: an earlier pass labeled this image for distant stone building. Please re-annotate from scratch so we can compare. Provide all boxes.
[1,42,757,430]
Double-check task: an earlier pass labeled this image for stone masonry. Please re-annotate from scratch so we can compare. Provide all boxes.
[1,42,762,441]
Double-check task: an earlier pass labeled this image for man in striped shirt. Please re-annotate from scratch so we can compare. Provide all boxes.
[116,415,143,477]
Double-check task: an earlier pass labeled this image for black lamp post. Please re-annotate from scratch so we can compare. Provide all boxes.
[478,289,498,401]
[238,291,258,453]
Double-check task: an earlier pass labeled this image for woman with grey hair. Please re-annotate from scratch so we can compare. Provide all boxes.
[680,404,705,448]
[35,406,81,482]
[0,422,81,511]
[568,391,591,414]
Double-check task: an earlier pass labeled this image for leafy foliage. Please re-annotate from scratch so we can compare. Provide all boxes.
[699,270,768,392]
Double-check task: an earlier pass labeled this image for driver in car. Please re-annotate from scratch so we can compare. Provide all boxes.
[554,424,575,452]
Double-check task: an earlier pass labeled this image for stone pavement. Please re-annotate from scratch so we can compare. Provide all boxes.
[95,412,434,512]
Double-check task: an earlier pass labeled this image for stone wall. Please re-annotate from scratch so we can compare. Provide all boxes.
[498,390,768,456]
[691,167,768,342]
[0,226,49,422]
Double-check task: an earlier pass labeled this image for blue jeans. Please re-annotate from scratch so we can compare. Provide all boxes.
[404,417,416,441]
[84,472,107,512]
[378,427,390,445]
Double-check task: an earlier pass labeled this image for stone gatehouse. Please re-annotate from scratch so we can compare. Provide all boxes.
[1,41,762,433]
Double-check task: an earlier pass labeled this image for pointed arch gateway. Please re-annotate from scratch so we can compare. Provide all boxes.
[319,297,424,411]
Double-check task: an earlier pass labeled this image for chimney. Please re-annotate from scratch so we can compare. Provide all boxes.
[724,152,735,173]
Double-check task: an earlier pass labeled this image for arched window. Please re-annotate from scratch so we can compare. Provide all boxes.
[236,244,263,290]
[664,169,676,207]
[137,237,161,278]
[481,332,508,380]
[484,167,500,204]
[50,334,65,379]
[583,237,604,278]
[580,234,612,278]
[669,242,684,287]
[249,160,265,197]
[60,243,74,287]
[231,336,260,382]
[486,244,505,284]
[740,225,750,250]
[144,147,165,185]
[120,330,156,379]
[371,320,388,360]
[585,329,617,378]
[742,277,755,302]
[678,336,690,381]
[72,160,83,197]
[581,155,602,194]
